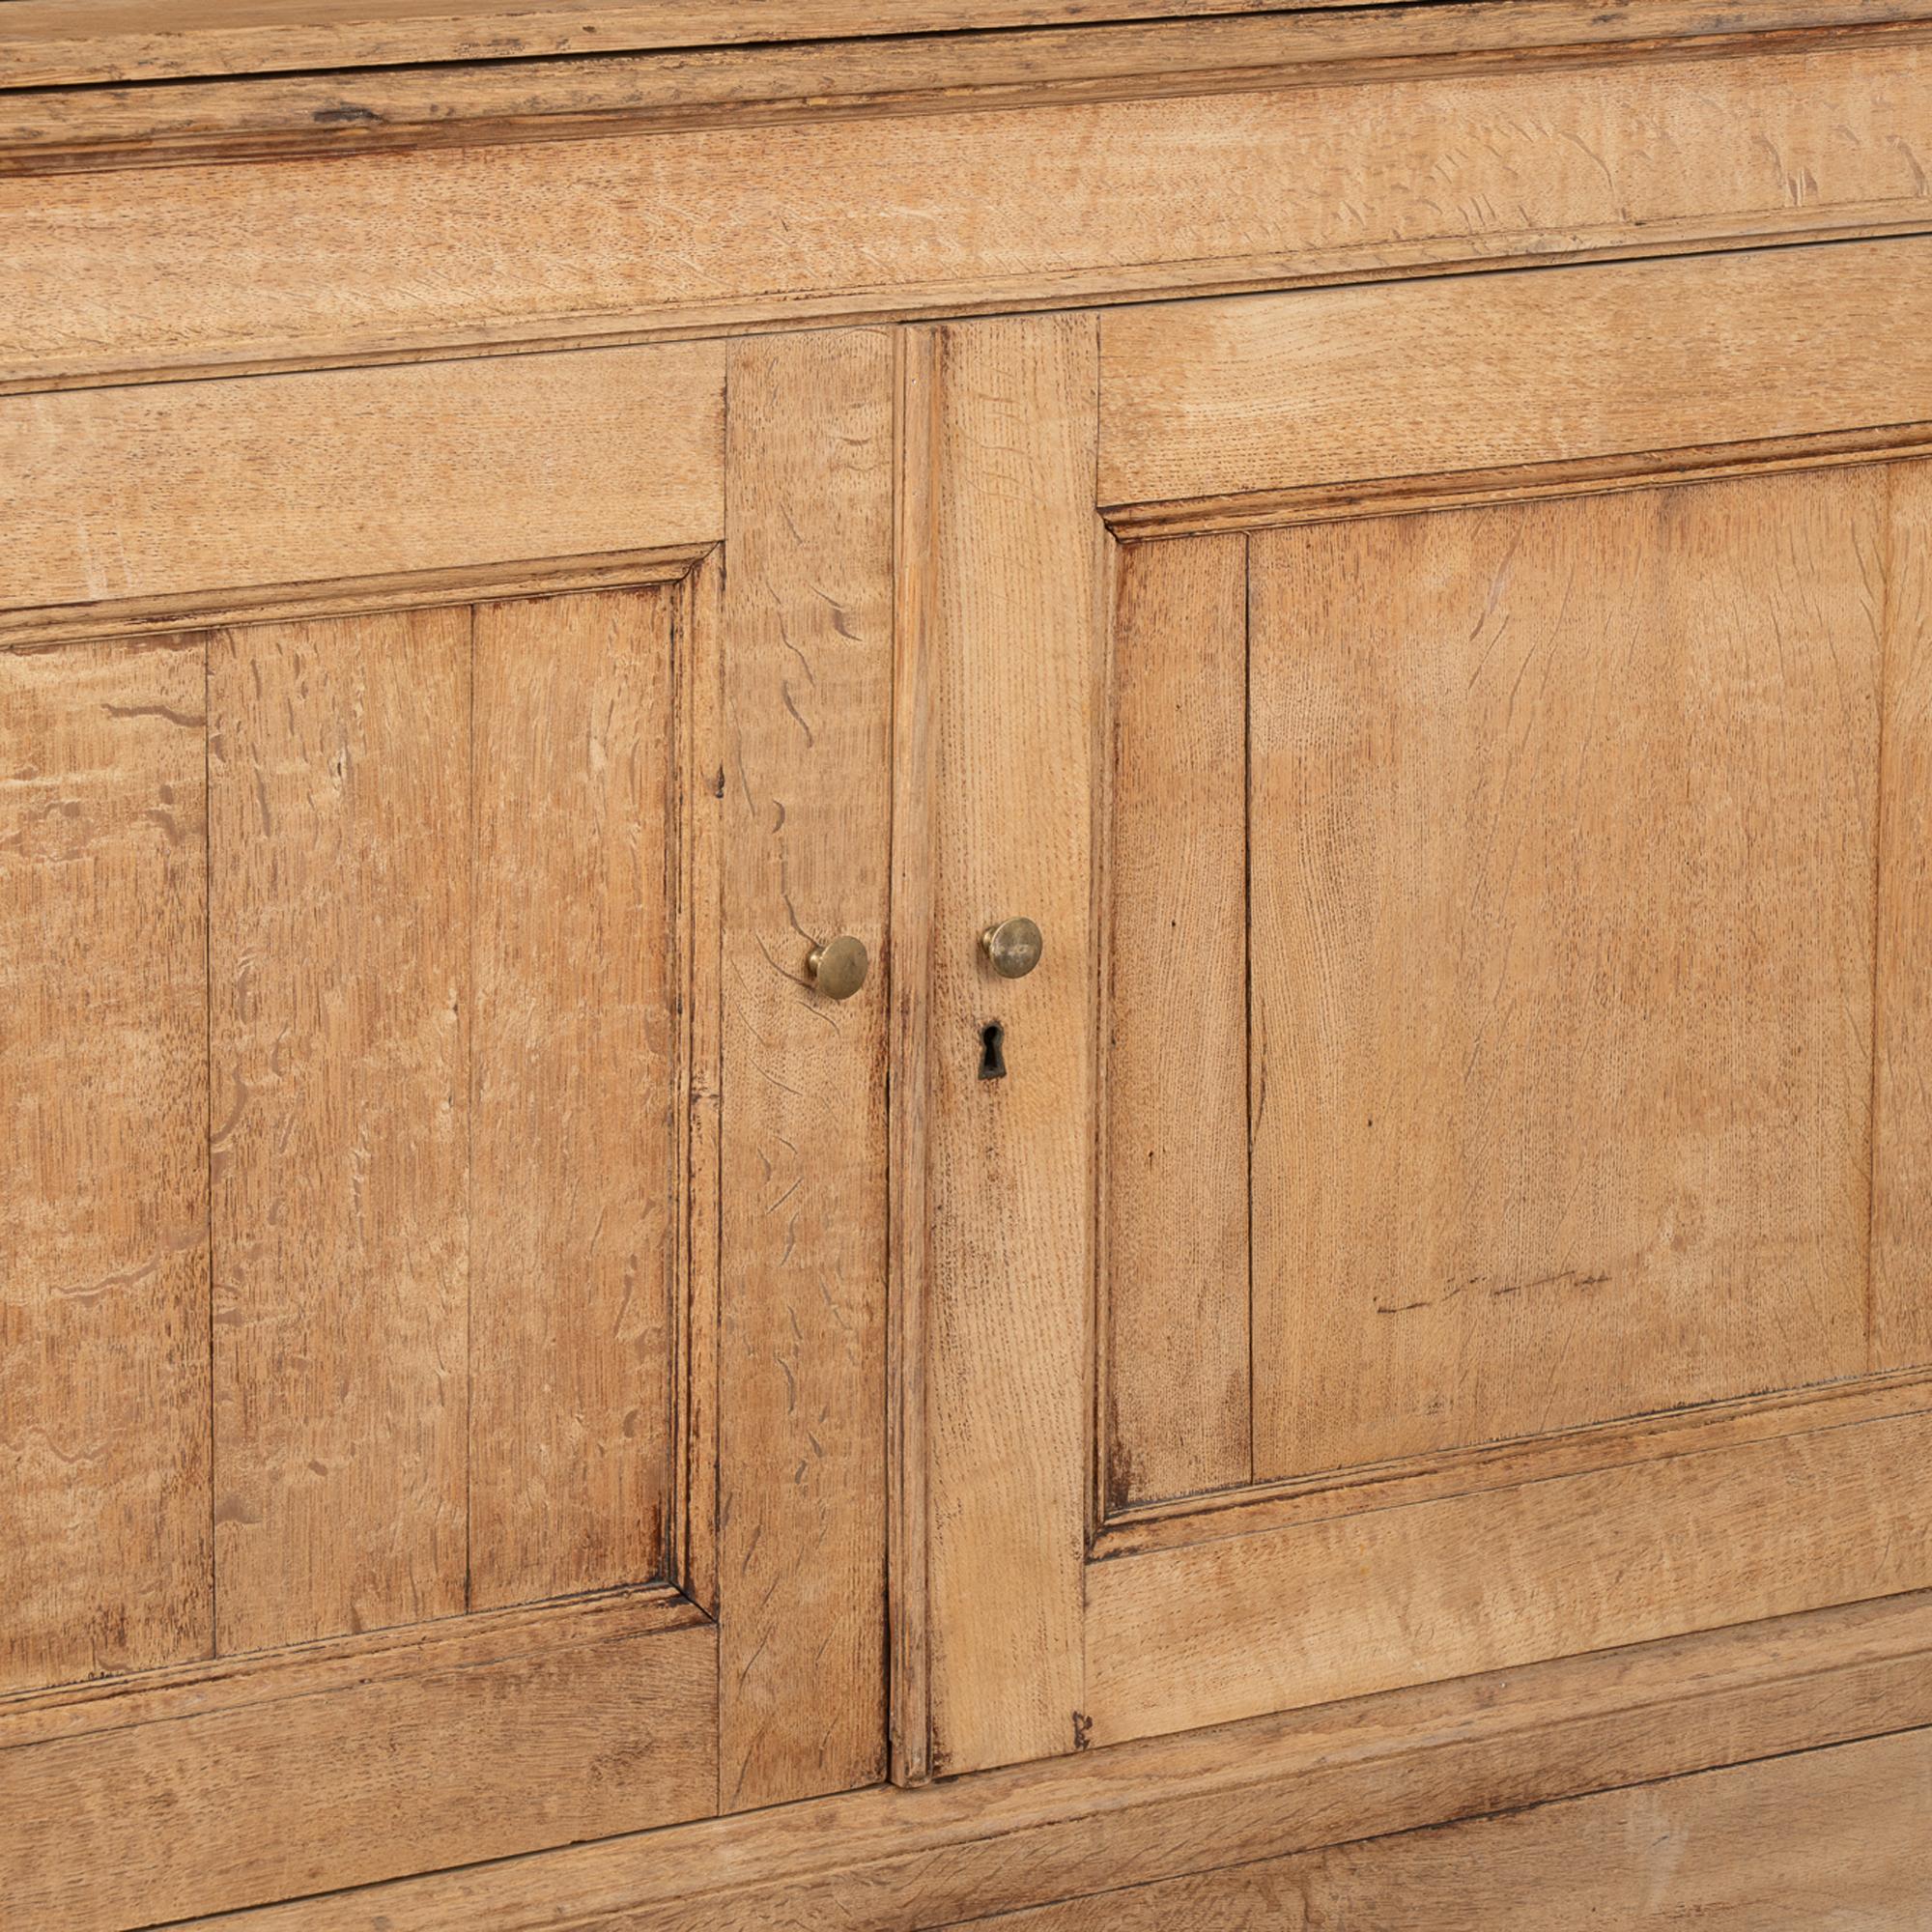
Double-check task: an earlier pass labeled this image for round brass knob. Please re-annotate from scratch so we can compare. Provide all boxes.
[807,933,869,1001]
[980,916,1043,980]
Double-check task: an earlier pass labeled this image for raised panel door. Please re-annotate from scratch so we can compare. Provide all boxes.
[896,239,1932,1777]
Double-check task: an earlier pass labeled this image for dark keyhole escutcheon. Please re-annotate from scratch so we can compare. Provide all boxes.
[979,1022,1008,1081]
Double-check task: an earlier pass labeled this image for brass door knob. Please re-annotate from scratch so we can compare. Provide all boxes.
[980,916,1043,980]
[807,934,869,1001]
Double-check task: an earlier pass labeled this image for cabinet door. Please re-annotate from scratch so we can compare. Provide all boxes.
[895,239,1932,1779]
[0,331,892,1928]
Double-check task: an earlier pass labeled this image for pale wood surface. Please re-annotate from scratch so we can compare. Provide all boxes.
[917,316,1102,1777]
[0,639,211,1695]
[1103,534,1251,1507]
[1247,474,1879,1480]
[890,327,942,1786]
[717,329,894,1809]
[4,1596,716,1932]
[1100,1367,1932,1560]
[209,610,470,1652]
[1876,462,1932,1370]
[171,1593,1932,1931]
[9,4,1923,174]
[0,0,1371,89]
[0,343,725,605]
[469,590,677,1610]
[1085,1407,1932,1748]
[957,1725,1932,1929]
[1100,238,1932,508]
[7,36,1929,387]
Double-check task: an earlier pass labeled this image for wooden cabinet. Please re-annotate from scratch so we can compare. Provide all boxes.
[4,3,1932,1925]
[3,335,895,1924]
[896,242,1932,1776]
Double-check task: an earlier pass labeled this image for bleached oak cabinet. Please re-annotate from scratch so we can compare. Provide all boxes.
[3,3,1932,1926]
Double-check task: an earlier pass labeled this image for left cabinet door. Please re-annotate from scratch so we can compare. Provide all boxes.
[0,329,895,1928]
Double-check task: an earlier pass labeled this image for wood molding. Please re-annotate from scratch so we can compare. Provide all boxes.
[174,1591,1932,1930]
[0,547,716,653]
[8,8,1930,177]
[1104,422,1932,538]
[0,0,1381,92]
[1095,1366,1932,1559]
[889,326,943,1791]
[0,1581,703,1748]
[7,36,1931,393]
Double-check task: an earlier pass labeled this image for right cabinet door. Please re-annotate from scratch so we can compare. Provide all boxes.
[898,237,1932,1779]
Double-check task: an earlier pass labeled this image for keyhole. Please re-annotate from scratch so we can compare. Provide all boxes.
[979,1022,1008,1081]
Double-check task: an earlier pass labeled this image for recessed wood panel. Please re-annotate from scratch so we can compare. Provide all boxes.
[469,589,678,1609]
[1103,534,1251,1507]
[209,609,472,1653]
[0,639,211,1694]
[1246,471,1880,1482]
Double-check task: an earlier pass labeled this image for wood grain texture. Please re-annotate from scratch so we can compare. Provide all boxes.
[1100,237,1932,508]
[0,0,1377,89]
[890,327,942,1787]
[11,5,1919,174]
[918,316,1102,1778]
[209,610,469,1653]
[1246,474,1880,1481]
[7,36,1931,386]
[469,590,678,1610]
[717,329,894,1809]
[1102,534,1251,1507]
[162,1592,1932,1932]
[1876,462,1932,1370]
[953,1726,1932,1929]
[1085,1406,1932,1748]
[0,343,725,605]
[3,1592,715,1932]
[0,639,210,1694]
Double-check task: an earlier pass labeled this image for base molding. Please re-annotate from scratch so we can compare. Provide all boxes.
[185,1590,1932,1931]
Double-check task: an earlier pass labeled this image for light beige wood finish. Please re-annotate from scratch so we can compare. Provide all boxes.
[469,590,678,1610]
[907,241,1932,1781]
[0,343,724,607]
[0,0,1376,89]
[717,328,894,1809]
[15,2,1932,1918]
[0,639,211,1695]
[6,31,1930,388]
[157,1592,1932,1930]
[209,609,472,1653]
[1877,461,1932,1370]
[905,315,1104,1778]
[1247,475,1877,1479]
[1086,1406,1932,1748]
[1099,238,1932,510]
[2,1593,716,1932]
[955,1725,1932,1930]
[1103,533,1251,1506]
[4,325,895,1921]
[10,4,1920,174]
